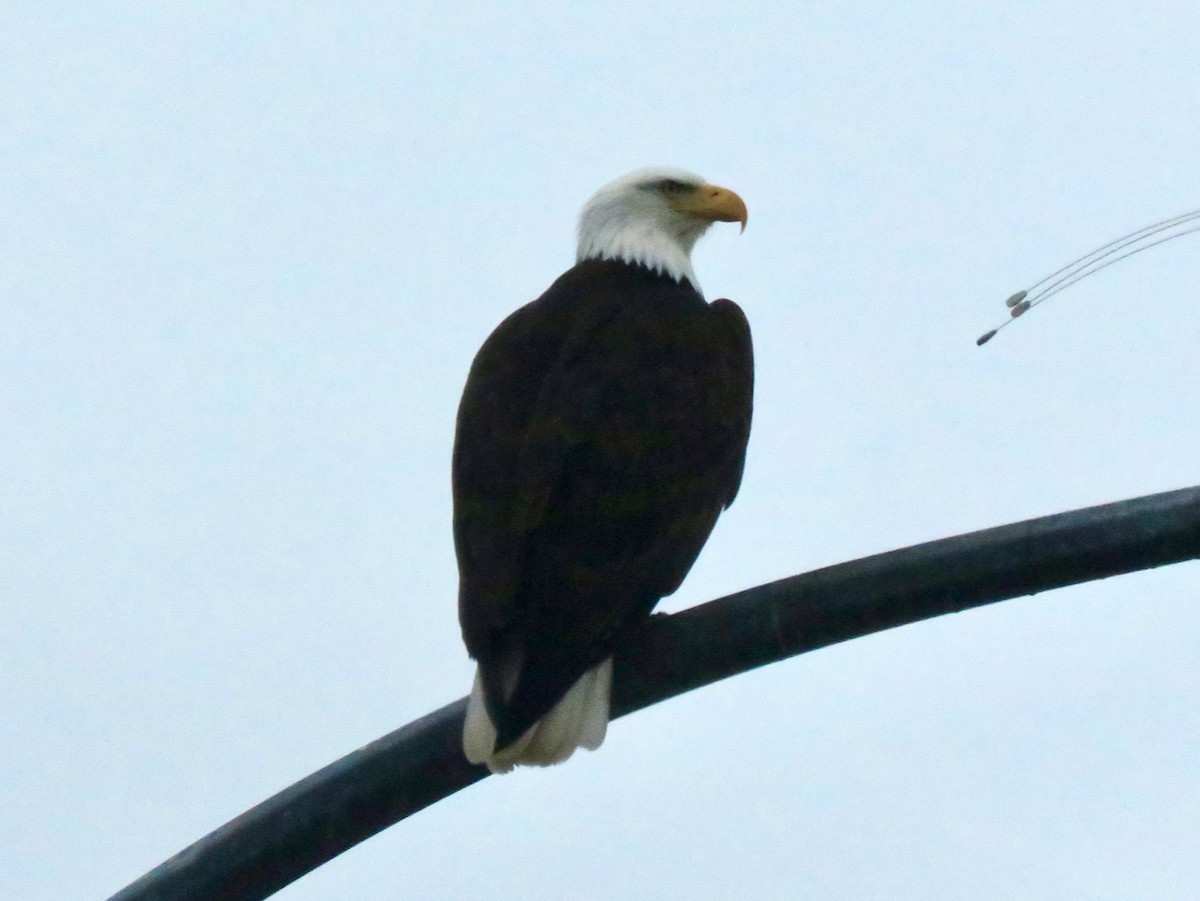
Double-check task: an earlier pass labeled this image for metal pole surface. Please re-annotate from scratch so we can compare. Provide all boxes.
[108,485,1200,901]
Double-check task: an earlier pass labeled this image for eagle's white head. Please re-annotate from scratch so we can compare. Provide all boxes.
[576,167,748,291]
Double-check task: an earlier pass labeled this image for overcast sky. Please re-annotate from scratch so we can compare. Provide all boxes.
[3,3,1199,899]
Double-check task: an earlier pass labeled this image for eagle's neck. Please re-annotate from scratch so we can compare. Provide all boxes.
[575,204,709,293]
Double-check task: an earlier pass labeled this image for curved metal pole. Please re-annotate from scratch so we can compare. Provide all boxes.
[108,485,1200,901]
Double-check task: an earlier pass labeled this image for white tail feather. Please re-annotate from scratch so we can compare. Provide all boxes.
[577,656,612,751]
[462,669,500,765]
[462,658,613,773]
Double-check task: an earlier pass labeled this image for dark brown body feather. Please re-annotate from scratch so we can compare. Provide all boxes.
[453,258,753,749]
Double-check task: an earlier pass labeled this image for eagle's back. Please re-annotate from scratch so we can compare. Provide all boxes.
[453,258,753,747]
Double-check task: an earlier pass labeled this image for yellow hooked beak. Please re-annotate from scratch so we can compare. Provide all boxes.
[669,183,748,232]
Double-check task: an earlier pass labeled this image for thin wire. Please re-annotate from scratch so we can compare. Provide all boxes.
[1027,223,1200,309]
[1023,208,1200,296]
[977,214,1199,346]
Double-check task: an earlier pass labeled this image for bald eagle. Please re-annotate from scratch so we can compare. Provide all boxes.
[454,168,753,772]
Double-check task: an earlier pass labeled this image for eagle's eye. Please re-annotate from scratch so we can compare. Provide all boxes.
[655,179,693,196]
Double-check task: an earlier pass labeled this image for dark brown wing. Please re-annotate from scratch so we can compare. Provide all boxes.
[453,260,753,746]
[704,297,755,509]
[452,263,628,655]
